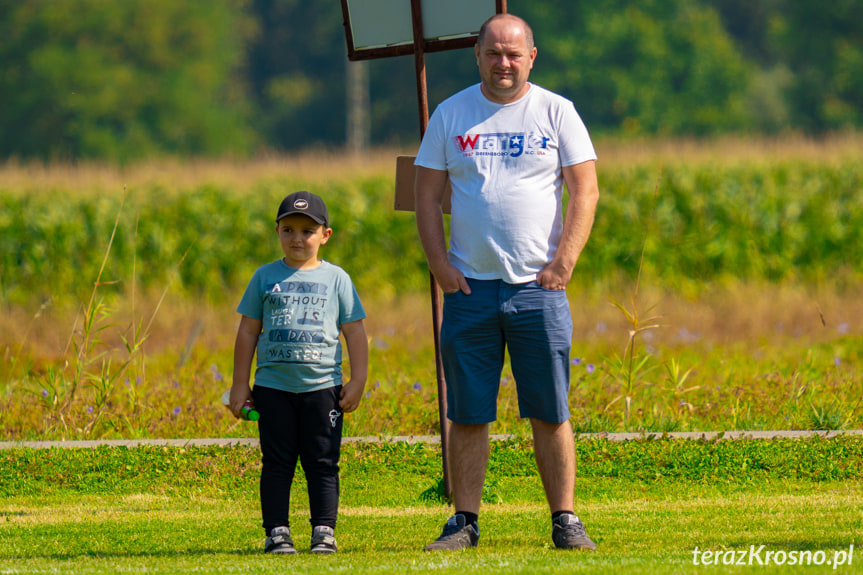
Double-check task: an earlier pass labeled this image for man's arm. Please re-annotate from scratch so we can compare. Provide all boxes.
[415,166,471,294]
[537,160,600,290]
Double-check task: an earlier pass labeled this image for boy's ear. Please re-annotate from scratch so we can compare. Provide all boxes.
[320,227,333,244]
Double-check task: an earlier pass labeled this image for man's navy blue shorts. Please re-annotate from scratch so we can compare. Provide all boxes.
[440,278,573,424]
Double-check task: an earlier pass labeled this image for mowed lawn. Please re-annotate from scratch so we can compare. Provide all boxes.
[1,440,861,574]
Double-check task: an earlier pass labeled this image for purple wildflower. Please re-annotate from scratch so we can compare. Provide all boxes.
[211,364,224,381]
[41,389,49,397]
[571,357,582,365]
[413,382,421,391]
[586,364,595,374]
[172,407,182,416]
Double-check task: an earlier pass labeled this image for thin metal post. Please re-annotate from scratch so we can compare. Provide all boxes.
[411,0,450,500]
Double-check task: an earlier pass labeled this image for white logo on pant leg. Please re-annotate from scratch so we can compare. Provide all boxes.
[329,409,341,428]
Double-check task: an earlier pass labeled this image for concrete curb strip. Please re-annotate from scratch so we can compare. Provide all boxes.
[1,429,861,450]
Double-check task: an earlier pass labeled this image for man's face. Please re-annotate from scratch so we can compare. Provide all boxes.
[475,17,537,104]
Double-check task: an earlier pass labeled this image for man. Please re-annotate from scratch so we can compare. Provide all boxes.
[414,13,600,551]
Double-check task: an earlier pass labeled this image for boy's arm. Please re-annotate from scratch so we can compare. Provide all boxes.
[339,318,368,413]
[230,315,262,418]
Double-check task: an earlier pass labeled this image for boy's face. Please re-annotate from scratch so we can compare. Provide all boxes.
[276,213,332,269]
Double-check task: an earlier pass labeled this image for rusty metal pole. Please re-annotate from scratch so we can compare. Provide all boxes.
[410,0,450,500]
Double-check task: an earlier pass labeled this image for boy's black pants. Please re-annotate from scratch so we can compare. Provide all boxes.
[253,384,343,534]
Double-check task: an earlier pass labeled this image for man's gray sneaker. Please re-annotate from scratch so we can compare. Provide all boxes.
[310,525,337,554]
[424,514,479,551]
[552,514,597,550]
[264,526,297,554]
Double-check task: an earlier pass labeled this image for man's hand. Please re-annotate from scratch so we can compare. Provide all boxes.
[536,260,574,291]
[434,263,472,295]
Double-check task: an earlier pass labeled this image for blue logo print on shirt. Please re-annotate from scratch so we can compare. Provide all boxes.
[455,132,551,158]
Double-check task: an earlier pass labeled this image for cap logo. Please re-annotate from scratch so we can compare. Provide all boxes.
[293,199,309,210]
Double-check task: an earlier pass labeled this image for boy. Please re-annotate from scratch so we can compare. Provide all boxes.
[228,190,369,555]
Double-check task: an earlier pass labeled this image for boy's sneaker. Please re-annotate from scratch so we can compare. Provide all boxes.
[552,514,597,550]
[310,525,337,554]
[424,514,479,551]
[264,526,297,554]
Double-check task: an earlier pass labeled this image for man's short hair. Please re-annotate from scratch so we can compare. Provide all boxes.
[477,14,534,50]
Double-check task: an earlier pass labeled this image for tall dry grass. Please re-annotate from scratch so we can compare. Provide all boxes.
[0,149,412,198]
[3,132,861,195]
[5,282,859,366]
[593,131,863,167]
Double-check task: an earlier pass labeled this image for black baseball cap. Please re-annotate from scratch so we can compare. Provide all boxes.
[275,191,329,227]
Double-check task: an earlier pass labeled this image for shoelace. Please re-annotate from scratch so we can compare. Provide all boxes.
[558,519,586,537]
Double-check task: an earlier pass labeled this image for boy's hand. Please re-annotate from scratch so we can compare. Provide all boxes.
[228,385,252,419]
[339,379,366,413]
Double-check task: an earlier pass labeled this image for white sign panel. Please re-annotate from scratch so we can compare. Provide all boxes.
[345,0,496,50]
[422,0,495,41]
[346,0,413,49]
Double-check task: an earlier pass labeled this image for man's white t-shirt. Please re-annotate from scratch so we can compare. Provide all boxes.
[415,83,597,284]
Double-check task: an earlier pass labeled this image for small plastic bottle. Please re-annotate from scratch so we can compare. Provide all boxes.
[221,390,260,421]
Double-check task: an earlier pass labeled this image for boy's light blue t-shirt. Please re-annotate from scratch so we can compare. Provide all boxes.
[237,259,366,393]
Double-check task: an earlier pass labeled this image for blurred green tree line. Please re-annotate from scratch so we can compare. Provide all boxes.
[1,0,860,161]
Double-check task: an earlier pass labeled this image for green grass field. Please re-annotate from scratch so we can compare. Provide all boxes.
[1,438,861,574]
